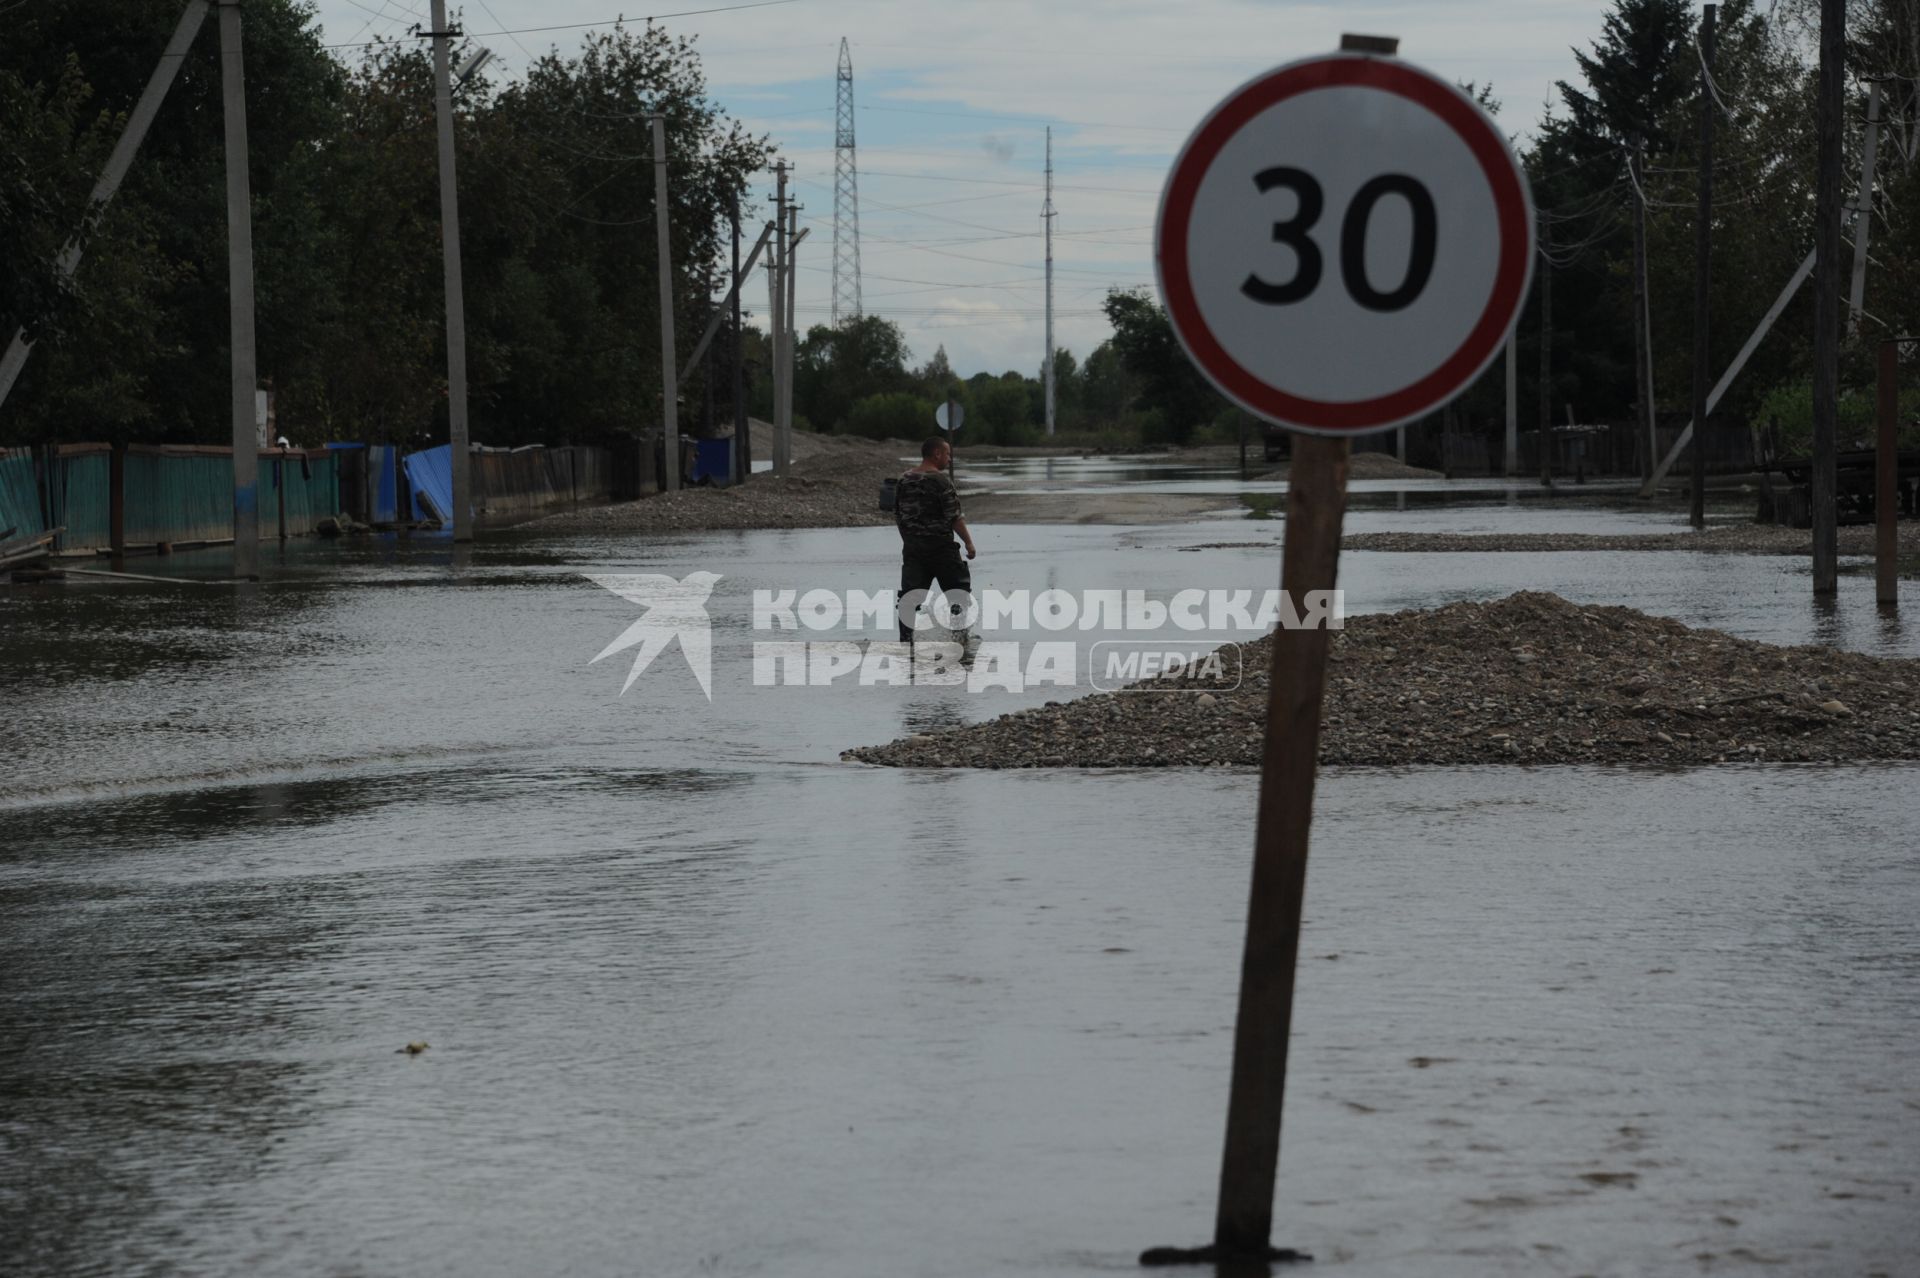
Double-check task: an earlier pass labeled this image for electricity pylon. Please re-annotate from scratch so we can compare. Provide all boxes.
[832,37,862,324]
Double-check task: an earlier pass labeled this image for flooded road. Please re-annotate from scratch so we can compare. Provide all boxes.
[3,470,1917,1275]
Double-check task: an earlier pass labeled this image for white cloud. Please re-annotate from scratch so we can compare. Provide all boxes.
[310,0,1609,377]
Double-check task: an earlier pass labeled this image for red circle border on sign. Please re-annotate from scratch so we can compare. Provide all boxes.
[1156,56,1535,435]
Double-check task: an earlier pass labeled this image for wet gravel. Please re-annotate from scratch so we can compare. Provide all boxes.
[843,592,1920,769]
[1344,522,1920,555]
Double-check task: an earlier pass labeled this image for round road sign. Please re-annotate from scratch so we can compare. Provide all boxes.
[1156,53,1534,436]
[934,402,965,432]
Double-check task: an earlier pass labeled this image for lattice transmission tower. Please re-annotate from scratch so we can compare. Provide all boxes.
[831,37,863,324]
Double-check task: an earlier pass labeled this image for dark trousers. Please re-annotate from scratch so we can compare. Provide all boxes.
[899,536,971,642]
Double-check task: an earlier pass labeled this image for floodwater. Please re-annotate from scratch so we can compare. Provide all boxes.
[3,464,1916,1276]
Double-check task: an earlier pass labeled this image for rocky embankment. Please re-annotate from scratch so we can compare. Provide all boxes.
[529,434,908,533]
[1344,523,1920,556]
[844,592,1920,768]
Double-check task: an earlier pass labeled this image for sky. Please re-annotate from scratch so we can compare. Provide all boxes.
[305,0,1613,380]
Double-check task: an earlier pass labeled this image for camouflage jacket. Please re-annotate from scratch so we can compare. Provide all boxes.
[894,468,961,541]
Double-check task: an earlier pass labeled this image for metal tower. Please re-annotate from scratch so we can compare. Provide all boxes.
[831,37,862,324]
[1042,126,1055,435]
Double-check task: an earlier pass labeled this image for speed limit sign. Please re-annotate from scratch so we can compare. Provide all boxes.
[1156,52,1534,435]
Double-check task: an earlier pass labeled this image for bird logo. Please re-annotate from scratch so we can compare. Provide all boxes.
[585,571,723,699]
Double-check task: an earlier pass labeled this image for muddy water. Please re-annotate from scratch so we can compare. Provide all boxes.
[3,484,1917,1275]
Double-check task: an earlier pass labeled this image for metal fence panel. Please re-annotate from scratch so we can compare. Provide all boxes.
[0,448,44,539]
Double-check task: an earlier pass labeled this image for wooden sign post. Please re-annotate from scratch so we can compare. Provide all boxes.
[1141,33,1534,1267]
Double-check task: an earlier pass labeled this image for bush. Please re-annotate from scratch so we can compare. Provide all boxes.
[1132,408,1176,446]
[1755,377,1920,457]
[840,392,931,441]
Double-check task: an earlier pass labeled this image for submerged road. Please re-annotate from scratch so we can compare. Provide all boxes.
[3,473,1916,1275]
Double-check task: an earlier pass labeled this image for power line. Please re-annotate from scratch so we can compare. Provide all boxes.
[321,0,804,49]
[859,168,1161,196]
[857,102,1187,135]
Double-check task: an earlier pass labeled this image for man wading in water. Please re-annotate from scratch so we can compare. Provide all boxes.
[894,436,977,650]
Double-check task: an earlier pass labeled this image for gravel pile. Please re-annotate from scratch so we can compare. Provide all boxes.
[1344,523,1920,556]
[529,436,910,533]
[843,592,1920,769]
[1344,452,1444,480]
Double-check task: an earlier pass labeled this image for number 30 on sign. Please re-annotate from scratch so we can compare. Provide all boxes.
[1156,53,1535,436]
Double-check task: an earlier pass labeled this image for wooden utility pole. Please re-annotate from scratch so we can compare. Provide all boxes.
[1538,219,1552,487]
[732,196,749,483]
[1876,339,1900,607]
[1690,4,1715,529]
[652,113,680,493]
[1849,79,1886,336]
[1504,331,1518,477]
[428,0,473,539]
[1631,137,1657,480]
[1813,0,1845,594]
[218,0,259,578]
[702,268,716,445]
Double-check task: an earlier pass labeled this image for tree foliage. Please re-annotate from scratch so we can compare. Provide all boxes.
[1100,289,1223,444]
[0,3,771,447]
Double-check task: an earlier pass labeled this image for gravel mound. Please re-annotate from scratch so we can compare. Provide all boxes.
[843,592,1920,769]
[529,435,910,533]
[1344,523,1920,556]
[1345,452,1444,480]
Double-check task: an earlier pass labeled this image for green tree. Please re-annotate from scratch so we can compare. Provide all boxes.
[916,342,954,393]
[0,8,773,448]
[963,371,1037,445]
[795,314,912,432]
[0,60,116,348]
[1101,288,1221,443]
[1,0,344,445]
[841,390,932,440]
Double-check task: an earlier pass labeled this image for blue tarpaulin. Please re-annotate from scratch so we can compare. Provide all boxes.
[370,445,399,522]
[403,444,453,525]
[691,438,732,486]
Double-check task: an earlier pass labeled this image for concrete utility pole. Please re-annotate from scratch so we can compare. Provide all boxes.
[1813,0,1845,594]
[771,164,789,475]
[218,0,259,578]
[732,196,748,483]
[428,0,473,538]
[652,113,680,492]
[0,1,211,413]
[1848,78,1886,336]
[1690,4,1715,530]
[785,206,805,470]
[1631,137,1657,479]
[1043,126,1056,436]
